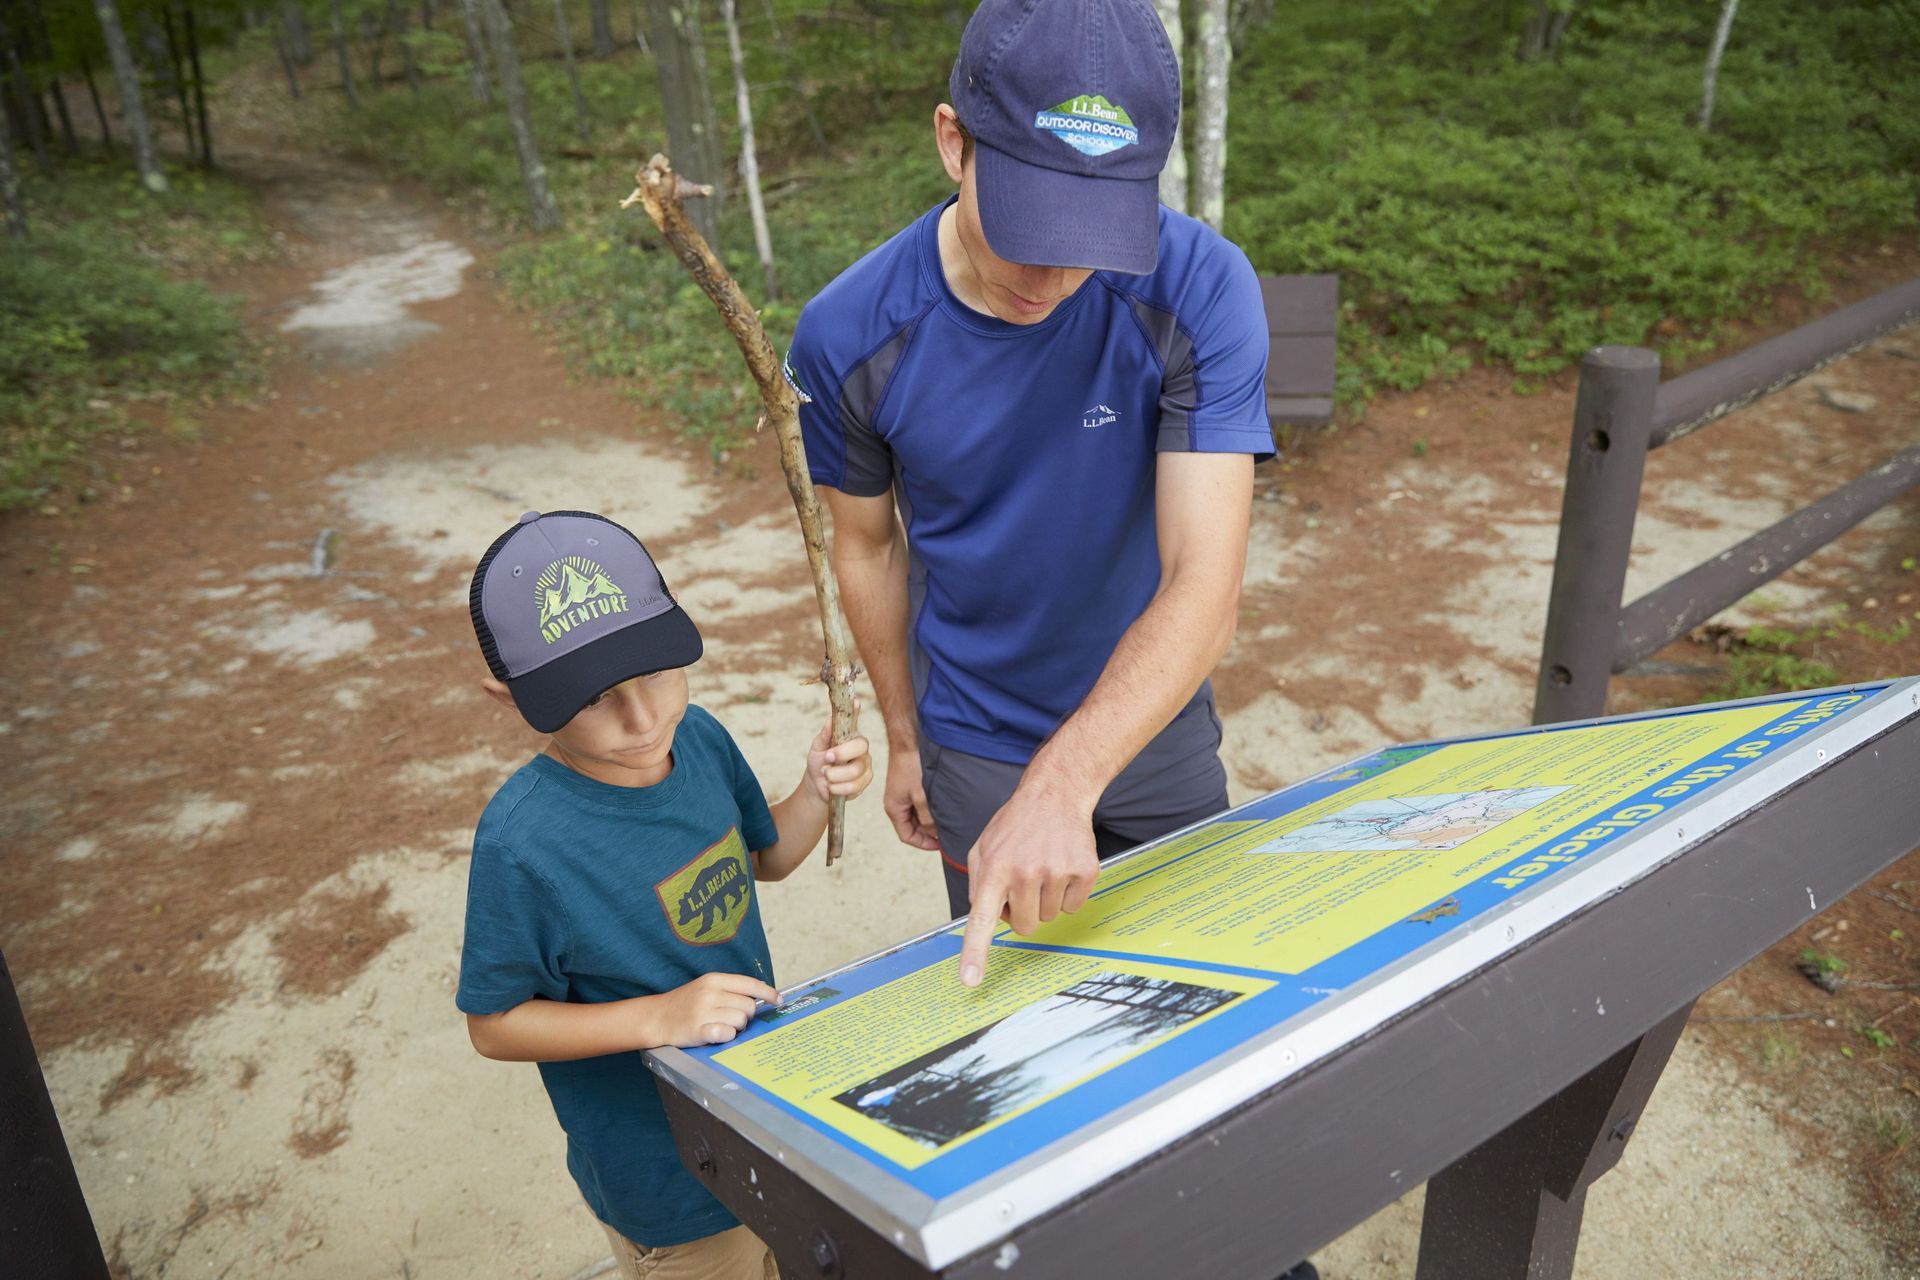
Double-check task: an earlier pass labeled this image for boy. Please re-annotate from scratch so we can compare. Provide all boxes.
[456,509,871,1280]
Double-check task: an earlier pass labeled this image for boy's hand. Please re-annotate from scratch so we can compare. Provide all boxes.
[656,972,780,1046]
[806,708,874,804]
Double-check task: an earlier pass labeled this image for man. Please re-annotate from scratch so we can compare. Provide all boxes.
[787,0,1270,990]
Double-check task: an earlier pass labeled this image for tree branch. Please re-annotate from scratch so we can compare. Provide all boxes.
[623,154,860,864]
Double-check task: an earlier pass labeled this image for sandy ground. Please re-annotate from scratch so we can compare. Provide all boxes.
[4,140,1918,1279]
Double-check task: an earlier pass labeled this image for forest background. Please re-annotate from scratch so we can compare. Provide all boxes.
[2,0,1917,507]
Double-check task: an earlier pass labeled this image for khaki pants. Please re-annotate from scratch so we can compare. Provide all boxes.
[598,1221,778,1280]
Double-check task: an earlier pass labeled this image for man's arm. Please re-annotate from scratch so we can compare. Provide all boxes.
[822,485,941,851]
[956,449,1253,984]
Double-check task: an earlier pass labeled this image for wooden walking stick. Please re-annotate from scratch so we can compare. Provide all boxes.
[623,154,861,864]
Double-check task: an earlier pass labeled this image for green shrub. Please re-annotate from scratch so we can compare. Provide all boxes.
[0,160,272,509]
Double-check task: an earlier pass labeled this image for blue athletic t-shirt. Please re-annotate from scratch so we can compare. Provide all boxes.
[455,705,779,1248]
[788,198,1271,764]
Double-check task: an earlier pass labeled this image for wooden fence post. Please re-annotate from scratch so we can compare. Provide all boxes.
[1532,346,1660,726]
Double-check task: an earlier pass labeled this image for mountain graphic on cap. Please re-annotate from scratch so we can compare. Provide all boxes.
[537,557,627,630]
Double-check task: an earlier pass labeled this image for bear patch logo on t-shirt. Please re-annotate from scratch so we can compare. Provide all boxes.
[656,828,753,944]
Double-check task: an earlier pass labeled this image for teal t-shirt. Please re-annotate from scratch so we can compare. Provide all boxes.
[455,705,779,1247]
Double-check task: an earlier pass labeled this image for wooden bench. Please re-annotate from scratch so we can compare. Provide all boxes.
[1260,272,1339,429]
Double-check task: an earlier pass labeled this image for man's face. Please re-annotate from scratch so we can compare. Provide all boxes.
[937,106,1095,326]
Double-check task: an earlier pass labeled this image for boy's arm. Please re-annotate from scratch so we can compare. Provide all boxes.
[751,719,874,882]
[466,972,778,1062]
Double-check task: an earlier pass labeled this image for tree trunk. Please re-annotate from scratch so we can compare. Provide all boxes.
[455,0,492,102]
[0,84,25,237]
[685,0,722,217]
[91,0,164,189]
[589,0,614,57]
[79,53,113,150]
[720,0,774,299]
[644,0,720,243]
[1517,0,1573,62]
[421,0,432,28]
[3,26,54,176]
[185,5,211,167]
[283,0,313,62]
[330,0,358,102]
[274,20,304,95]
[550,0,590,142]
[1227,0,1271,55]
[1192,0,1227,230]
[365,9,385,88]
[160,7,196,157]
[389,0,421,93]
[1697,0,1738,132]
[24,0,78,155]
[477,0,560,228]
[1153,0,1186,213]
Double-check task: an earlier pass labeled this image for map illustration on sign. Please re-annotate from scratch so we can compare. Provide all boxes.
[1251,786,1568,853]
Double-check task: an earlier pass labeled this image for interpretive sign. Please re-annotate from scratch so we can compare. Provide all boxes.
[647,681,1920,1271]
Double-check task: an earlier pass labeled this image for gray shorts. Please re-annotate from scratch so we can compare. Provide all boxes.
[921,684,1230,918]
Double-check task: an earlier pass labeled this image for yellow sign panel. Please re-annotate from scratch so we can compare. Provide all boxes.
[1019,701,1792,974]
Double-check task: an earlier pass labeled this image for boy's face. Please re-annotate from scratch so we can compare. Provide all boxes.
[482,669,691,787]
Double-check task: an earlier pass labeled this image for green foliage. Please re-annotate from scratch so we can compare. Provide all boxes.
[1712,624,1839,700]
[316,0,1916,449]
[1227,0,1920,403]
[0,159,273,510]
[1799,947,1847,979]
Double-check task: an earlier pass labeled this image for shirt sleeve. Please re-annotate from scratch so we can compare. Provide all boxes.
[788,308,895,497]
[718,724,780,854]
[1156,245,1274,456]
[454,838,572,1015]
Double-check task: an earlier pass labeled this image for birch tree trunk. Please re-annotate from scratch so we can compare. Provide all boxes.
[478,0,560,229]
[643,0,720,243]
[589,0,614,57]
[720,0,774,299]
[92,0,166,190]
[455,0,492,101]
[1192,0,1228,230]
[283,0,313,62]
[1153,0,1185,214]
[550,0,590,143]
[1697,0,1738,132]
[329,0,358,103]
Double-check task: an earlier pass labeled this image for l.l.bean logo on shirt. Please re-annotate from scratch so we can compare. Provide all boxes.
[656,827,753,945]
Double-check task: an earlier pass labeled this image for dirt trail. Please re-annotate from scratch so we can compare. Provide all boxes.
[3,136,1916,1278]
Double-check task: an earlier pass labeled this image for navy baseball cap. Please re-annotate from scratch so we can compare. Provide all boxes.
[468,510,703,733]
[949,0,1180,275]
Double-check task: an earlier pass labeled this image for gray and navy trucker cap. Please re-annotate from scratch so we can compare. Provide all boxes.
[468,510,702,733]
[949,0,1180,274]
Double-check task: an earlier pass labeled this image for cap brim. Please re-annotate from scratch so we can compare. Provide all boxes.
[505,605,704,733]
[973,140,1161,275]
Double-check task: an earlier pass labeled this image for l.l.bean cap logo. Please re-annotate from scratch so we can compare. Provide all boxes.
[656,827,753,945]
[535,555,631,645]
[1034,93,1140,157]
